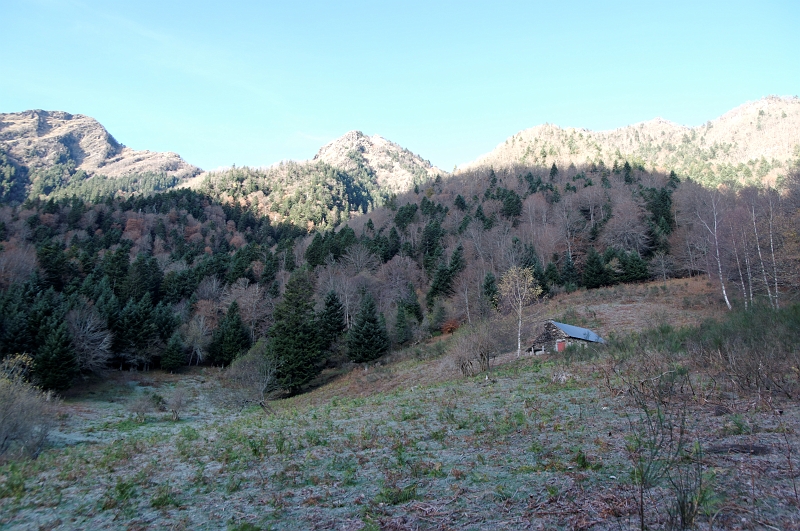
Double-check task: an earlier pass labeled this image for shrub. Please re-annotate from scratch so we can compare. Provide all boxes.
[0,355,55,460]
[215,339,279,412]
[441,319,460,335]
[446,321,498,377]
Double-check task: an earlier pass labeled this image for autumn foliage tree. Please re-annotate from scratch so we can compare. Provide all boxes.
[498,266,543,357]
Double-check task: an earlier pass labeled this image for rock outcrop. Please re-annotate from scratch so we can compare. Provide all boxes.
[0,110,200,178]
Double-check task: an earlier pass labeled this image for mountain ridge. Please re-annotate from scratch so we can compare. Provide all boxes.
[458,96,800,186]
[0,109,200,179]
[3,96,799,204]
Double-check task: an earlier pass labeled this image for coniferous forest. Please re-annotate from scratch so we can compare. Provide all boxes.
[1,157,798,395]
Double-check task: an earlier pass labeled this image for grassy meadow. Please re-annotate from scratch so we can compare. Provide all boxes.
[1,279,799,530]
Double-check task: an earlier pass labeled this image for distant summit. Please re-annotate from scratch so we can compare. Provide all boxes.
[0,110,200,178]
[459,96,800,186]
[313,130,444,192]
[0,110,200,200]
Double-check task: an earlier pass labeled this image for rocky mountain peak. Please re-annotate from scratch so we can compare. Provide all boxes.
[313,130,444,192]
[0,110,200,179]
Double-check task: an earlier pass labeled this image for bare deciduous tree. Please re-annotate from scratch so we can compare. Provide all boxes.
[166,388,187,421]
[222,279,270,341]
[0,242,36,289]
[184,314,211,365]
[694,189,732,310]
[196,275,223,301]
[67,304,113,375]
[602,196,649,255]
[342,243,380,276]
[216,340,280,413]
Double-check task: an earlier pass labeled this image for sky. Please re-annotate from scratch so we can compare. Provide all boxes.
[2,0,798,171]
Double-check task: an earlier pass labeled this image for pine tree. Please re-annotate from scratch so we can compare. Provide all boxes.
[545,262,562,287]
[269,271,322,394]
[318,290,346,352]
[35,319,78,391]
[1,310,31,357]
[394,305,412,345]
[582,248,609,289]
[623,161,634,184]
[209,301,251,366]
[113,292,157,356]
[426,262,453,309]
[348,293,389,363]
[483,271,499,309]
[161,331,186,372]
[561,253,580,288]
[620,252,650,283]
[400,283,423,323]
[124,254,163,302]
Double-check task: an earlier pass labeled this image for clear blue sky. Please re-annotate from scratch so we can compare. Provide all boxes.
[2,0,798,171]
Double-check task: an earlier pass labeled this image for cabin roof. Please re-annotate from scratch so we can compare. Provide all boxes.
[550,321,605,343]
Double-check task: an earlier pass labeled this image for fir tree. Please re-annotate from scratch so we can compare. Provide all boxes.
[209,301,251,366]
[619,252,650,283]
[394,305,412,345]
[318,290,346,352]
[561,253,580,288]
[124,254,163,302]
[483,271,499,310]
[544,262,562,287]
[113,293,157,357]
[348,293,389,363]
[428,303,446,334]
[582,248,609,289]
[0,310,30,357]
[35,319,78,391]
[549,163,559,181]
[161,331,186,372]
[269,271,322,394]
[400,283,423,323]
[427,262,453,309]
[384,227,401,262]
[623,161,634,184]
[305,232,329,268]
[36,242,70,291]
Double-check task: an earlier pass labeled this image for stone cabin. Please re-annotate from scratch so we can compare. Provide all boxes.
[529,320,605,354]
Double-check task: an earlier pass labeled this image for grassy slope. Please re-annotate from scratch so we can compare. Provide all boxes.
[1,279,798,530]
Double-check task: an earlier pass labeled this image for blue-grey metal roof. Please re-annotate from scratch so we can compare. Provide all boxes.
[551,321,605,343]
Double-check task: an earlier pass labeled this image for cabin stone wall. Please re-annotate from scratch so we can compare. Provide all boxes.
[528,322,594,354]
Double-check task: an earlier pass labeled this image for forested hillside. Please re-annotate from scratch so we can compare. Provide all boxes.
[1,151,797,394]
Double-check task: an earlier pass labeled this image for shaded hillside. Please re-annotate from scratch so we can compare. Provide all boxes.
[0,110,201,202]
[460,96,800,187]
